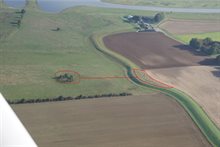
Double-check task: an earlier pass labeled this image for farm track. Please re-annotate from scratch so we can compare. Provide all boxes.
[93,32,220,146]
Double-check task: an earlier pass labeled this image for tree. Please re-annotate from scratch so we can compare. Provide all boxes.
[203,37,212,46]
[216,55,220,65]
[189,38,201,49]
[210,43,220,54]
[56,27,60,31]
[154,12,165,23]
[17,20,21,26]
[21,9,26,14]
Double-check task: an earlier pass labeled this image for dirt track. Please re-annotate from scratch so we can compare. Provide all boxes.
[160,19,220,34]
[148,66,220,128]
[103,32,213,69]
[12,94,210,147]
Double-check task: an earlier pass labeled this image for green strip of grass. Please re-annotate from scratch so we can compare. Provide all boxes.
[176,32,220,44]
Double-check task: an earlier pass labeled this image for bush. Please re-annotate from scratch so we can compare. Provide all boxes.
[189,38,220,55]
[154,13,165,23]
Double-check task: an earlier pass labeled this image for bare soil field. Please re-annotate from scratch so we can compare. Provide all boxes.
[160,19,220,34]
[148,66,220,128]
[103,32,213,69]
[12,94,210,147]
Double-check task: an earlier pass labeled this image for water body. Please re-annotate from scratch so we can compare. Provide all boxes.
[3,0,26,9]
[4,0,220,13]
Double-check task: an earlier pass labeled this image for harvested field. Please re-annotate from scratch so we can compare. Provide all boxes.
[103,32,213,69]
[12,94,210,147]
[148,66,220,128]
[160,19,220,34]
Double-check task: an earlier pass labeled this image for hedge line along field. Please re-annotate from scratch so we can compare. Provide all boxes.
[12,94,211,147]
[102,0,220,8]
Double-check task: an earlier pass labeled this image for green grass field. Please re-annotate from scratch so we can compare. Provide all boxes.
[102,0,220,8]
[1,0,220,100]
[0,4,158,99]
[176,32,220,44]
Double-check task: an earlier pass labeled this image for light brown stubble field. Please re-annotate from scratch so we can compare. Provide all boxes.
[12,94,210,147]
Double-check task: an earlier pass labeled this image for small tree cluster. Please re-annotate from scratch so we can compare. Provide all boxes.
[6,93,133,105]
[189,37,220,55]
[123,12,165,24]
[54,73,74,83]
[154,12,165,23]
[13,9,26,27]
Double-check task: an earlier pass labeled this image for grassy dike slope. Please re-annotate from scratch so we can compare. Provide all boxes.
[94,32,220,146]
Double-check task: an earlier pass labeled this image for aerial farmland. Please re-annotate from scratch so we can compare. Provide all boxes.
[1,0,220,146]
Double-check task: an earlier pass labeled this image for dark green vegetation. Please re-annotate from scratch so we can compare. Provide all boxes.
[123,13,164,31]
[54,73,74,83]
[216,55,220,65]
[123,12,165,24]
[190,37,220,55]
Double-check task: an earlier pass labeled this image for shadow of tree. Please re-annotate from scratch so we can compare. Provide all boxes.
[173,44,207,56]
[212,67,220,78]
[198,58,217,66]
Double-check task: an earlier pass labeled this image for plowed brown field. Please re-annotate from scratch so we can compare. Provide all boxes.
[103,32,214,69]
[160,19,220,34]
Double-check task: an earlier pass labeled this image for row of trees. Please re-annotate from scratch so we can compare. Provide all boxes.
[12,9,26,27]
[124,12,165,24]
[189,37,220,55]
[7,93,133,105]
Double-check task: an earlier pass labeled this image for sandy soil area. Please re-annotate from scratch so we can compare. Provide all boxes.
[160,19,220,34]
[148,66,220,128]
[12,94,210,147]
